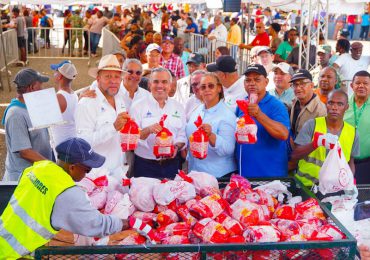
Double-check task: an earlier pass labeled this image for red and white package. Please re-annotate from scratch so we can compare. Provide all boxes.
[223,174,252,204]
[235,99,258,144]
[117,232,147,245]
[125,177,161,212]
[157,222,191,238]
[230,198,265,226]
[176,171,219,195]
[214,212,243,236]
[274,204,297,220]
[190,193,229,219]
[120,118,140,152]
[310,224,346,241]
[193,218,229,243]
[89,177,108,210]
[104,191,135,219]
[161,235,190,245]
[153,179,196,205]
[156,209,179,227]
[297,218,326,239]
[131,211,157,227]
[270,219,302,241]
[189,115,209,159]
[77,177,96,194]
[176,204,197,226]
[245,189,277,214]
[295,198,326,220]
[153,115,174,158]
[243,225,281,243]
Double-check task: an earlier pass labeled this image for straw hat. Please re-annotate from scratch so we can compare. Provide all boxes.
[88,54,123,78]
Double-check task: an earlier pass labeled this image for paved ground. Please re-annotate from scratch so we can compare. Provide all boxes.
[0,39,369,180]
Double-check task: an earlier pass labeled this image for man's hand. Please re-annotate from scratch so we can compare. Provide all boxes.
[247,103,261,118]
[312,132,338,149]
[113,112,130,131]
[359,245,370,260]
[149,123,163,134]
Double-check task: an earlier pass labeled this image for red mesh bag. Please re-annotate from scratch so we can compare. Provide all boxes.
[235,98,258,144]
[274,204,297,220]
[189,115,209,159]
[214,212,243,236]
[189,193,229,219]
[120,118,140,152]
[153,115,174,158]
[295,198,326,220]
[223,174,252,204]
[192,218,229,243]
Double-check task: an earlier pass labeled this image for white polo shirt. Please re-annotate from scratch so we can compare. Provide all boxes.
[185,95,202,122]
[75,84,127,176]
[119,82,150,110]
[223,75,248,113]
[130,95,187,160]
[173,75,190,106]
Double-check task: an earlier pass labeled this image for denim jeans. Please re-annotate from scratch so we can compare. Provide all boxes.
[347,24,354,39]
[90,32,101,54]
[360,25,369,40]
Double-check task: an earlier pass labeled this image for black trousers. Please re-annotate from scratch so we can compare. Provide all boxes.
[133,155,180,180]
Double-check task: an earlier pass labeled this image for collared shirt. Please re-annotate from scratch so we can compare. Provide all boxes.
[181,51,190,76]
[209,23,228,42]
[75,84,127,176]
[236,93,290,178]
[313,88,327,104]
[344,96,370,159]
[250,32,270,47]
[160,53,185,79]
[89,16,109,34]
[227,24,242,45]
[334,53,370,81]
[269,87,295,108]
[119,83,150,110]
[223,75,248,113]
[130,95,187,160]
[186,101,237,178]
[185,95,202,122]
[173,75,190,106]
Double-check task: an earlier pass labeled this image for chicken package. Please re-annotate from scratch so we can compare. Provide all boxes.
[223,174,252,204]
[230,198,265,226]
[89,176,109,210]
[161,235,190,245]
[95,230,143,246]
[273,204,297,220]
[104,191,136,219]
[297,218,326,240]
[189,115,209,159]
[189,193,229,219]
[244,189,277,215]
[131,211,157,228]
[254,180,293,203]
[235,97,258,144]
[120,118,140,152]
[153,114,174,158]
[77,177,96,194]
[153,199,179,214]
[157,222,191,239]
[153,179,196,205]
[243,224,281,243]
[125,177,161,212]
[295,198,326,220]
[175,170,219,196]
[270,219,302,241]
[192,218,229,243]
[176,204,197,226]
[214,212,244,236]
[310,224,346,241]
[156,209,179,227]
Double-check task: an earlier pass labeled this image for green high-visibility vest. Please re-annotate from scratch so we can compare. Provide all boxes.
[0,160,75,259]
[296,117,355,187]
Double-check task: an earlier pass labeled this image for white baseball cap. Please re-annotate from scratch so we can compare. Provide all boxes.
[50,61,78,80]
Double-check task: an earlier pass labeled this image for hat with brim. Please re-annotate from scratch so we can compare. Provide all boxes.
[243,63,267,77]
[289,69,312,83]
[13,68,49,88]
[206,55,237,73]
[88,54,123,78]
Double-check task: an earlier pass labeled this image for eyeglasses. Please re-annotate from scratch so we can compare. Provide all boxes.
[200,83,216,90]
[124,70,142,76]
[191,82,200,88]
[292,80,311,88]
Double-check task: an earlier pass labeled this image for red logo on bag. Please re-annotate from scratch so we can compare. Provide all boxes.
[338,168,350,187]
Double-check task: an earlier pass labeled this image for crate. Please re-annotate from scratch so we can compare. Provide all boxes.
[33,177,357,260]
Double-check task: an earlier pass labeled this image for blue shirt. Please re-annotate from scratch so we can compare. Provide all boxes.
[186,23,199,34]
[186,101,237,178]
[40,16,49,27]
[181,51,190,76]
[235,93,290,178]
[361,14,370,26]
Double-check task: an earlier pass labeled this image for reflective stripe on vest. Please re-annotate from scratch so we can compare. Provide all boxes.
[296,117,355,187]
[0,161,75,259]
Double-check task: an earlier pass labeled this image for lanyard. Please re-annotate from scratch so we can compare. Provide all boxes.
[353,100,367,129]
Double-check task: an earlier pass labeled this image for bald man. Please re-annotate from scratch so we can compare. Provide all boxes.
[239,22,270,50]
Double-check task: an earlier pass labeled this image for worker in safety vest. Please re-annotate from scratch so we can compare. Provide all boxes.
[291,89,360,188]
[0,137,153,259]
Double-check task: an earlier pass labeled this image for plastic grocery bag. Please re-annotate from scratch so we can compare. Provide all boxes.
[235,97,258,144]
[153,114,174,158]
[319,142,354,195]
[189,115,209,159]
[120,118,140,152]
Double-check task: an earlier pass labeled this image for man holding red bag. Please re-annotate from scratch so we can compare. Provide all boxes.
[291,89,360,188]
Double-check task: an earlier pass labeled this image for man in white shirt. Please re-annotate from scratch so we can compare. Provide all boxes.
[333,42,370,96]
[130,67,187,179]
[208,15,228,48]
[185,70,206,121]
[207,55,247,112]
[75,54,130,178]
[120,58,150,109]
[174,53,206,106]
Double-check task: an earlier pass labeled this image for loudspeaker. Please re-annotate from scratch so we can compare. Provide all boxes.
[223,0,241,12]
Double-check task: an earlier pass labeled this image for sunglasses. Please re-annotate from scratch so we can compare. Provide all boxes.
[124,70,142,76]
[191,82,200,88]
[200,83,216,90]
[75,163,92,173]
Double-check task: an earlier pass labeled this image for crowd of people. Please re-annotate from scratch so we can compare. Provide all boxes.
[1,3,370,258]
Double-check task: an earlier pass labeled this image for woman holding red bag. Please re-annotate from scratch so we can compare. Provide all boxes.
[185,73,237,178]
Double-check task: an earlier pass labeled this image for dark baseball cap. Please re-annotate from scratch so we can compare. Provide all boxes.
[206,55,237,73]
[243,63,267,77]
[186,53,205,65]
[162,36,174,43]
[290,69,313,83]
[56,138,105,168]
[13,68,49,88]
